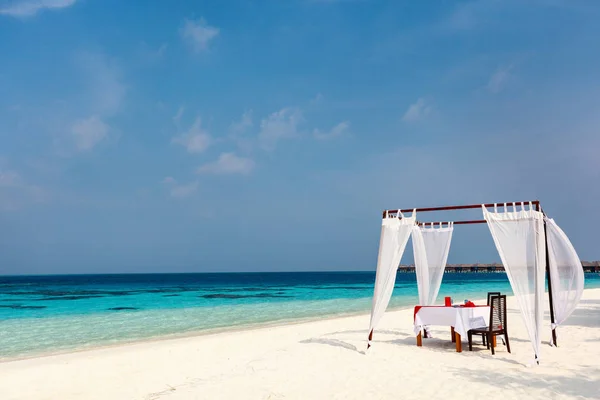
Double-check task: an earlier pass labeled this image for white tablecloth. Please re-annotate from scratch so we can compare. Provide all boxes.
[414,306,490,337]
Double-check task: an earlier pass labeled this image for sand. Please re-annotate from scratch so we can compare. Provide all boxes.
[1,289,599,400]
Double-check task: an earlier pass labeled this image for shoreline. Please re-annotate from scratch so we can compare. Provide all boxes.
[4,280,600,364]
[1,288,598,399]
[1,302,415,364]
[4,278,600,364]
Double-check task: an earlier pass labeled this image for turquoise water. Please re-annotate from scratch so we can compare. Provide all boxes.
[1,272,599,360]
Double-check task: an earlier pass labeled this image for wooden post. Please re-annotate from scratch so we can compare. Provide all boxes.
[539,204,558,347]
[451,326,455,343]
[455,332,462,352]
[416,332,422,347]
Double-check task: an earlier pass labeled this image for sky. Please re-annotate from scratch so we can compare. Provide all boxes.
[1,0,599,275]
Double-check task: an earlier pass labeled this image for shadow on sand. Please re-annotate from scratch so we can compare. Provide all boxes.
[446,365,600,399]
[299,338,364,354]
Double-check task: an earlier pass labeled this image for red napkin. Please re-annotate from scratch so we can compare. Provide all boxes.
[413,306,422,321]
[464,301,476,307]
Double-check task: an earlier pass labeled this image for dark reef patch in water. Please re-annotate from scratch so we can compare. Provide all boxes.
[162,294,180,297]
[35,295,105,301]
[4,289,133,297]
[296,286,369,291]
[200,293,292,299]
[199,286,287,293]
[0,304,47,309]
[107,307,139,311]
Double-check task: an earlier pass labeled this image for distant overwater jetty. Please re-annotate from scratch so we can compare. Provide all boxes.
[398,261,600,273]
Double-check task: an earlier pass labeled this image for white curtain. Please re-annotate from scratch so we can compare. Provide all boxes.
[412,222,454,306]
[546,217,584,328]
[483,202,545,361]
[367,211,415,347]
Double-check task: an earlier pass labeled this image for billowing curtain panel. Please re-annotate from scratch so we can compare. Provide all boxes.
[546,217,584,328]
[483,202,545,361]
[367,212,415,347]
[412,223,454,306]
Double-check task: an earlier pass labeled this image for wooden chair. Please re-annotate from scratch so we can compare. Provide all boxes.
[487,292,501,305]
[482,292,500,346]
[468,294,511,355]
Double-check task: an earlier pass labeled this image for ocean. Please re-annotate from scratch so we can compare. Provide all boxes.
[1,272,599,361]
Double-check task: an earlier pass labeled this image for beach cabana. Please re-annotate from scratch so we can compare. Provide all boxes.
[367,200,584,364]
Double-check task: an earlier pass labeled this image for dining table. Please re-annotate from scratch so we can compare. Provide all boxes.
[413,305,490,352]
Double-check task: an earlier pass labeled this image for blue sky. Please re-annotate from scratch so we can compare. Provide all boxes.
[1,0,599,274]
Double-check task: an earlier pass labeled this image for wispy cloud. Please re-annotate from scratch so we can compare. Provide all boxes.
[487,64,513,93]
[172,117,211,153]
[313,121,350,140]
[57,51,126,154]
[76,51,126,116]
[197,153,255,175]
[0,168,45,210]
[161,177,199,198]
[229,110,254,152]
[230,110,253,135]
[180,18,220,53]
[402,98,431,122]
[258,107,303,150]
[0,169,20,186]
[443,0,481,31]
[172,106,185,128]
[309,93,324,106]
[0,0,76,17]
[138,42,168,62]
[70,116,109,151]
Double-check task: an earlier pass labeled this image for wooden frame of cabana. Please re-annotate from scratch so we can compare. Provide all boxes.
[380,200,558,348]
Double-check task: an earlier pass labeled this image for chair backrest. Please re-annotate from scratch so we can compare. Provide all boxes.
[489,295,507,331]
[487,292,501,305]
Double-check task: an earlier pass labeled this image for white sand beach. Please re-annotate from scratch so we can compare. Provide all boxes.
[1,288,599,400]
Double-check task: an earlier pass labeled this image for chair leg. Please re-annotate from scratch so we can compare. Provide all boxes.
[490,333,495,355]
[504,332,511,353]
[482,335,486,346]
[468,332,473,351]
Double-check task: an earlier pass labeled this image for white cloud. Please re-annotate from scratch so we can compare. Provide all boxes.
[54,52,123,156]
[402,98,431,122]
[151,43,168,59]
[70,116,109,151]
[0,169,21,186]
[161,177,199,198]
[172,117,211,153]
[173,106,185,127]
[488,65,513,93]
[229,110,254,153]
[259,107,303,150]
[76,52,126,116]
[180,18,219,53]
[0,0,76,17]
[230,110,253,134]
[444,1,480,31]
[196,153,255,175]
[139,42,168,62]
[170,181,199,198]
[0,168,45,210]
[313,121,350,140]
[309,93,324,106]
